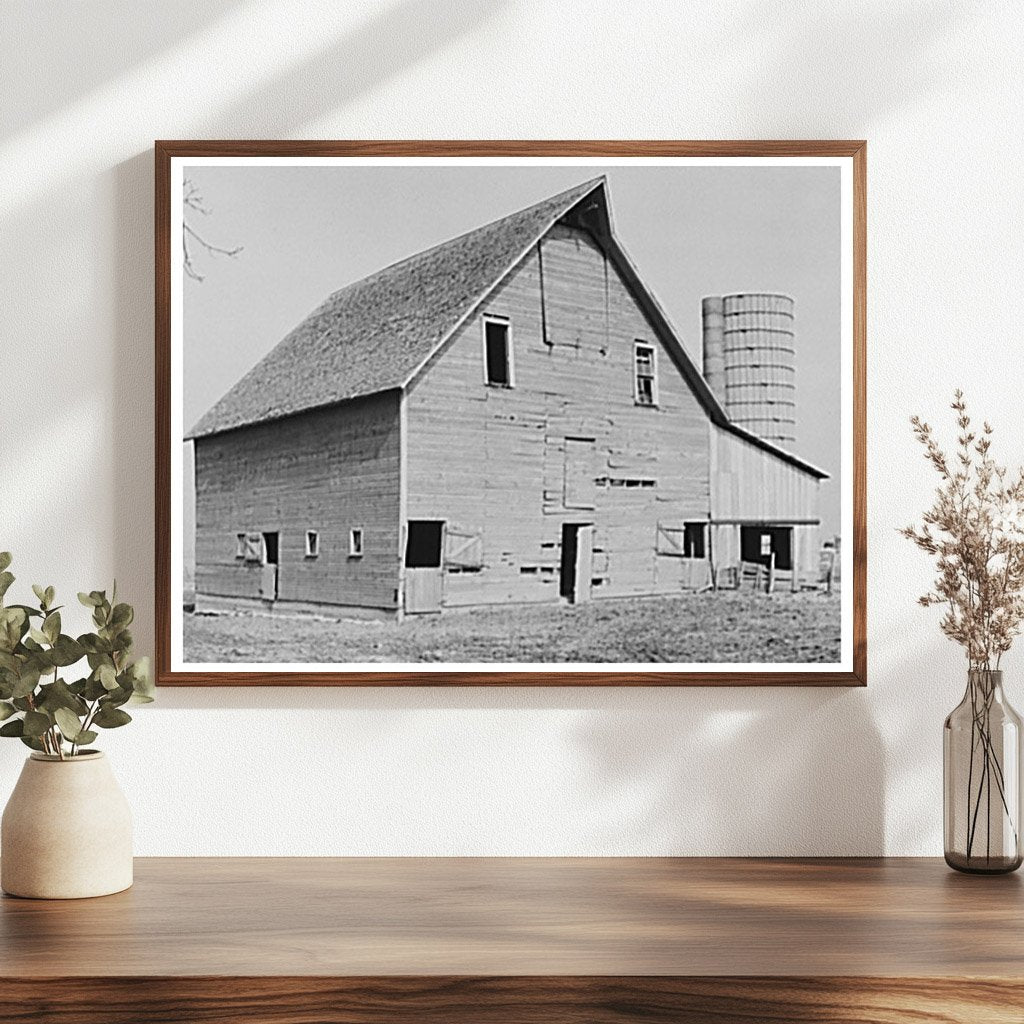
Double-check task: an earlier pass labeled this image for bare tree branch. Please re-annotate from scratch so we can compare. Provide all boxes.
[183,177,242,282]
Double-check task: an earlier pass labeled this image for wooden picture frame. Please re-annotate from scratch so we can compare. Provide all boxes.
[156,140,866,686]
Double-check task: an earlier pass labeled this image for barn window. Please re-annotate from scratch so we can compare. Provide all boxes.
[483,316,513,387]
[349,528,364,557]
[683,522,706,559]
[634,342,657,406]
[305,531,320,558]
[235,533,246,559]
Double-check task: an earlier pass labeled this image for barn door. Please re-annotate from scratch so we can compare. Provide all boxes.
[260,532,279,601]
[574,525,594,604]
[404,520,444,614]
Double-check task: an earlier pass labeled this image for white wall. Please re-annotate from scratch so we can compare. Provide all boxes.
[1,0,1022,855]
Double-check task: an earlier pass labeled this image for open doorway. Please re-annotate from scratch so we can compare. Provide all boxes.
[405,520,444,613]
[559,523,594,604]
[260,531,279,601]
[740,525,793,571]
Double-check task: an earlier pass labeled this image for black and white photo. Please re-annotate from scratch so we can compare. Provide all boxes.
[158,145,863,683]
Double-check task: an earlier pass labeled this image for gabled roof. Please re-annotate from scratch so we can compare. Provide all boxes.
[186,178,604,441]
[187,177,827,481]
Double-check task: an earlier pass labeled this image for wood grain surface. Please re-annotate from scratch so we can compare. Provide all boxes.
[155,139,867,687]
[0,976,1022,1024]
[1,857,1020,1022]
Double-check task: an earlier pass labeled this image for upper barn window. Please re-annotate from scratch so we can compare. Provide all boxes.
[349,528,364,558]
[634,342,657,406]
[483,316,513,387]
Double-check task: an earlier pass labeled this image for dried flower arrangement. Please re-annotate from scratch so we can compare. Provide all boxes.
[902,390,1024,869]
[902,391,1024,668]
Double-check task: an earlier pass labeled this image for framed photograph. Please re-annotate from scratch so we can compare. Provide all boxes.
[156,141,865,686]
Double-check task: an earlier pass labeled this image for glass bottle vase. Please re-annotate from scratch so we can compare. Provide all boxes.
[944,669,1023,873]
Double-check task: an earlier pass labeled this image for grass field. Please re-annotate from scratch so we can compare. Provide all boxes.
[183,590,841,665]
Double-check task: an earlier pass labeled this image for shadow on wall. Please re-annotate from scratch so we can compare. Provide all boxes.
[572,686,884,855]
[103,0,510,659]
[0,1,244,139]
[199,0,505,138]
[728,0,975,134]
[147,679,885,856]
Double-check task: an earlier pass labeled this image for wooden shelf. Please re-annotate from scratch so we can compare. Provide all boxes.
[2,857,1021,1022]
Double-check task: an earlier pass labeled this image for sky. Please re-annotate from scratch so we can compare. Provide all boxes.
[182,162,842,563]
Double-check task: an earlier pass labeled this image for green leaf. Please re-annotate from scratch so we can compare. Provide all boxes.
[93,705,131,729]
[74,730,98,747]
[104,684,132,708]
[54,707,85,741]
[110,603,134,629]
[0,606,26,650]
[128,657,154,701]
[44,586,55,609]
[7,604,42,619]
[0,719,24,737]
[79,634,111,655]
[36,678,88,716]
[83,675,107,701]
[0,572,14,601]
[0,553,11,573]
[19,734,45,752]
[0,701,16,721]
[49,635,85,668]
[98,663,118,690]
[42,611,60,644]
[22,711,51,738]
[11,665,41,699]
[78,592,100,608]
[28,627,49,646]
[31,584,47,608]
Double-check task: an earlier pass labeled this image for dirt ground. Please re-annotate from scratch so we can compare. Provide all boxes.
[183,590,841,665]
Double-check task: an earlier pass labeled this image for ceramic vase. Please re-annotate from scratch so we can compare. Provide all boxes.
[1,751,133,898]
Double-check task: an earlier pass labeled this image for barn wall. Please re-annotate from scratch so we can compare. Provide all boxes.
[711,424,822,578]
[194,392,401,610]
[405,222,711,607]
[712,424,821,521]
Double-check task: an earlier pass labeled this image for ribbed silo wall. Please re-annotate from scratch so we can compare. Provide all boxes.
[722,292,796,446]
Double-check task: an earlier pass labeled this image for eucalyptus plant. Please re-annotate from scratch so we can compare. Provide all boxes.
[0,552,153,759]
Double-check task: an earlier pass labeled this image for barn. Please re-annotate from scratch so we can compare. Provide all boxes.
[187,177,828,617]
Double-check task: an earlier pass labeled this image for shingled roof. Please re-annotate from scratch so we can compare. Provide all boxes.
[187,176,828,481]
[186,178,604,440]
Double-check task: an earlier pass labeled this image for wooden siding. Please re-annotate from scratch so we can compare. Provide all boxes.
[711,423,820,522]
[711,424,821,579]
[405,223,711,608]
[194,392,401,610]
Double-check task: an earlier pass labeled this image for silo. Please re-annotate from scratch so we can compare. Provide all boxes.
[700,296,726,406]
[721,292,796,446]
